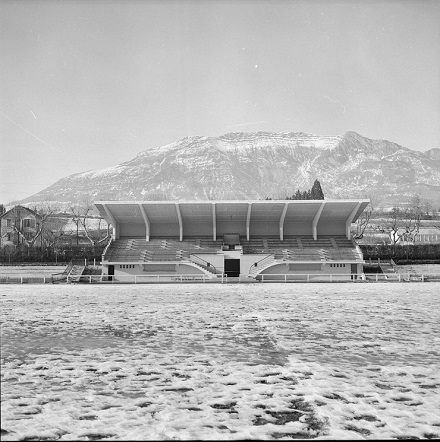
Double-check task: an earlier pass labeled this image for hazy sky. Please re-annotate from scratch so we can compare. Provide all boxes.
[1,0,439,204]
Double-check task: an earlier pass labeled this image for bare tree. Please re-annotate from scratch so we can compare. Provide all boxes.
[376,196,422,248]
[12,205,55,251]
[70,200,110,249]
[352,201,375,240]
[41,214,70,249]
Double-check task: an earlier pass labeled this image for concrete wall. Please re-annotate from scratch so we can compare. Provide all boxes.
[120,223,145,237]
[317,222,346,236]
[283,221,313,236]
[150,223,180,237]
[249,221,279,236]
[116,218,348,239]
[321,263,351,274]
[142,263,176,273]
[175,264,204,275]
[114,264,143,276]
[182,222,213,237]
[216,221,246,236]
[261,262,363,275]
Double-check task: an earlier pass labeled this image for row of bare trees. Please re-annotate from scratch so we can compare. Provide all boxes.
[353,195,437,246]
[1,200,111,262]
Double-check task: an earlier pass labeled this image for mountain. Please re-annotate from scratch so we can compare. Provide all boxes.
[19,131,440,208]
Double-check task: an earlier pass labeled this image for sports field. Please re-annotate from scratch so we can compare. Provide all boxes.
[1,284,439,440]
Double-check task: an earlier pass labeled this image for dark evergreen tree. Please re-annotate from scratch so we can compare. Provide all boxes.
[310,179,324,200]
[294,189,302,200]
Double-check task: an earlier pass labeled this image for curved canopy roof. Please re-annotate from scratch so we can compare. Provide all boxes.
[95,200,369,224]
[95,199,369,240]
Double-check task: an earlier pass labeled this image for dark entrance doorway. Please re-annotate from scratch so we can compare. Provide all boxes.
[351,264,357,280]
[224,259,240,277]
[108,265,115,276]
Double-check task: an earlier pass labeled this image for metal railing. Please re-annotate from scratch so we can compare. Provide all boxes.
[189,255,218,274]
[255,273,440,282]
[249,255,275,275]
[69,273,218,283]
[1,272,440,284]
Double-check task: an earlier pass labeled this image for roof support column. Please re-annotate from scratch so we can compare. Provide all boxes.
[246,203,252,241]
[346,202,361,239]
[103,204,119,240]
[279,203,289,240]
[139,204,150,242]
[312,202,326,240]
[212,203,216,241]
[175,203,183,241]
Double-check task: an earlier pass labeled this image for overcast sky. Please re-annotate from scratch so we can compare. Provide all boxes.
[1,0,439,204]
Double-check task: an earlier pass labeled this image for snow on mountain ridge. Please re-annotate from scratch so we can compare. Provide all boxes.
[16,130,440,208]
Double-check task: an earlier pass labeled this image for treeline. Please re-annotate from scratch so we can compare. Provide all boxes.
[0,244,107,264]
[265,180,325,200]
[360,243,440,263]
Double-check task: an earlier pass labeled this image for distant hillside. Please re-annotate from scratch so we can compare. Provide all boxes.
[19,131,440,208]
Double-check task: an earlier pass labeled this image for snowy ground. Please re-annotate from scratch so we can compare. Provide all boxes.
[1,284,439,441]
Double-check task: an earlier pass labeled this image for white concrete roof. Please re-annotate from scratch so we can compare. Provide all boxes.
[95,199,369,225]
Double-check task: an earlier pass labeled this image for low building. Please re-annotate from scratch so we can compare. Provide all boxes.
[95,199,370,282]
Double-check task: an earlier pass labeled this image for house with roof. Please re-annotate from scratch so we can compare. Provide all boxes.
[0,205,42,248]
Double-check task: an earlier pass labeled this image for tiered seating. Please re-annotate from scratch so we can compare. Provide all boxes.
[103,235,362,264]
[103,237,222,263]
[332,236,356,248]
[241,238,265,254]
[104,239,144,262]
[241,235,362,262]
[299,237,333,248]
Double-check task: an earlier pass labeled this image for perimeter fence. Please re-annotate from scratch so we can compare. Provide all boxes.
[1,272,440,284]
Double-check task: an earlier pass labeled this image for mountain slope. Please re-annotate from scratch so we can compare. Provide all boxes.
[20,131,440,207]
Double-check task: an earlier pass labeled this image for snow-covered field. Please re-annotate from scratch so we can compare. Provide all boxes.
[1,284,439,441]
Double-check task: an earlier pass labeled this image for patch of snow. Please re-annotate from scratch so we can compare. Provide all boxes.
[1,284,439,440]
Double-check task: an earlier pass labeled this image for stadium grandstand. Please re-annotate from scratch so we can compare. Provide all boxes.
[95,199,369,282]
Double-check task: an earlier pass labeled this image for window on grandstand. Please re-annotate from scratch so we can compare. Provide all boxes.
[6,219,12,227]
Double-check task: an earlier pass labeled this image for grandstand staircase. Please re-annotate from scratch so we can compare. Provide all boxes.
[68,265,86,282]
[379,261,397,276]
[249,255,277,277]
